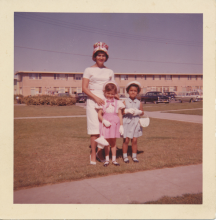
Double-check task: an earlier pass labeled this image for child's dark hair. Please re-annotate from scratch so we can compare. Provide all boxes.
[126,84,141,94]
[93,51,108,62]
[104,83,117,94]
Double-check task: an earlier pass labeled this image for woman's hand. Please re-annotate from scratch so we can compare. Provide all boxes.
[94,96,105,106]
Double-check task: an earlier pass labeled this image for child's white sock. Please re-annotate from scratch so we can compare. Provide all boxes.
[105,155,109,161]
[123,153,127,158]
[132,153,137,158]
[112,155,116,162]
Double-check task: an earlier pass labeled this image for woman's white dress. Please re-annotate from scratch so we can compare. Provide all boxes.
[83,67,115,135]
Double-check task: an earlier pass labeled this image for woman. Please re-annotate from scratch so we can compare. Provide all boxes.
[82,42,115,165]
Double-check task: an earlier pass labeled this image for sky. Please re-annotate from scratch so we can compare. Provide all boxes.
[14,13,203,74]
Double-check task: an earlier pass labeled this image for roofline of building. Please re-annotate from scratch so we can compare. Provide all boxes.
[15,71,203,75]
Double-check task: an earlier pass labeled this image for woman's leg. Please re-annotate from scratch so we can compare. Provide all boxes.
[90,134,99,162]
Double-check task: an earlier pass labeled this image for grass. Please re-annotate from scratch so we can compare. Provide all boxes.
[164,109,203,115]
[14,105,86,117]
[142,101,202,112]
[14,116,202,190]
[131,193,202,204]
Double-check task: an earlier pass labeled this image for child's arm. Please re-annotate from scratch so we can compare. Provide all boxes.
[118,109,124,135]
[140,102,144,116]
[98,109,111,127]
[118,109,123,125]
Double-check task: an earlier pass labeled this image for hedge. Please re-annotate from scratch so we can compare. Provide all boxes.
[19,95,76,106]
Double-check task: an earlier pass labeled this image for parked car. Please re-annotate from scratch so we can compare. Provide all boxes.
[57,93,70,97]
[163,92,177,100]
[141,91,169,104]
[76,92,88,103]
[175,91,202,103]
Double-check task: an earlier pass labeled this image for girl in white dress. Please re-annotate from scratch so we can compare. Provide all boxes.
[82,42,116,165]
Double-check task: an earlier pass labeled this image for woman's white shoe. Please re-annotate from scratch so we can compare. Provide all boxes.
[90,155,96,165]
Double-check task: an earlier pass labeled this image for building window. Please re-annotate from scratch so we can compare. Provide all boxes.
[39,74,42,79]
[144,75,147,80]
[195,75,198,80]
[75,74,82,80]
[201,75,203,80]
[54,74,68,80]
[71,87,77,94]
[188,75,192,80]
[54,87,59,93]
[178,75,180,80]
[134,75,137,80]
[155,75,161,80]
[120,75,128,80]
[35,87,42,94]
[152,75,155,80]
[29,73,39,79]
[165,75,172,80]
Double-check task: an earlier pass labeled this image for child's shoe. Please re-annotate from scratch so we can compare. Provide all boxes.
[112,161,120,166]
[103,161,109,167]
[132,157,139,163]
[123,157,129,163]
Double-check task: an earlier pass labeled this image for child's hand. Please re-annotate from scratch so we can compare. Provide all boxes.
[119,125,124,135]
[125,108,135,114]
[133,109,143,116]
[102,119,111,127]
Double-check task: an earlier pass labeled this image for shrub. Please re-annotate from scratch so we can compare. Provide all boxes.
[20,95,76,106]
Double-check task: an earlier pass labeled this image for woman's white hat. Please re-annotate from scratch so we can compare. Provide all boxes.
[103,80,120,93]
[125,81,142,90]
[92,42,109,61]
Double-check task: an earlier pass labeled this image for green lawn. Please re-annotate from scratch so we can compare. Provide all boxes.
[14,116,202,190]
[164,109,203,115]
[14,105,86,117]
[142,101,202,112]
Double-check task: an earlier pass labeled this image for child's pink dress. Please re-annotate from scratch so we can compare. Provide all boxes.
[95,99,125,138]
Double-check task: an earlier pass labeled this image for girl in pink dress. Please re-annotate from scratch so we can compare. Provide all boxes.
[95,81,125,167]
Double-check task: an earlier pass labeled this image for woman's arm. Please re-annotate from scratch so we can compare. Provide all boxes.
[82,78,105,106]
[98,109,103,122]
[140,102,144,116]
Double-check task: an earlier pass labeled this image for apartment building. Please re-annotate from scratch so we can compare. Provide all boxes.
[15,71,203,96]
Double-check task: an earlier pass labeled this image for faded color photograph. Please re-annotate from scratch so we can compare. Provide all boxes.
[14,13,203,204]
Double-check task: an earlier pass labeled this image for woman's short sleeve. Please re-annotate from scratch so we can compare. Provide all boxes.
[117,100,125,110]
[83,68,91,79]
[110,70,115,81]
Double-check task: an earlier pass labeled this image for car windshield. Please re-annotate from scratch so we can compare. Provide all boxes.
[156,92,163,96]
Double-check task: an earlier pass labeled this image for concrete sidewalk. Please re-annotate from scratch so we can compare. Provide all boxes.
[14,111,202,123]
[145,111,202,124]
[14,164,202,204]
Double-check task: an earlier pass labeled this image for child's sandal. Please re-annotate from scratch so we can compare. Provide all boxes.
[123,157,129,163]
[132,157,139,163]
[103,161,109,167]
[112,161,120,166]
